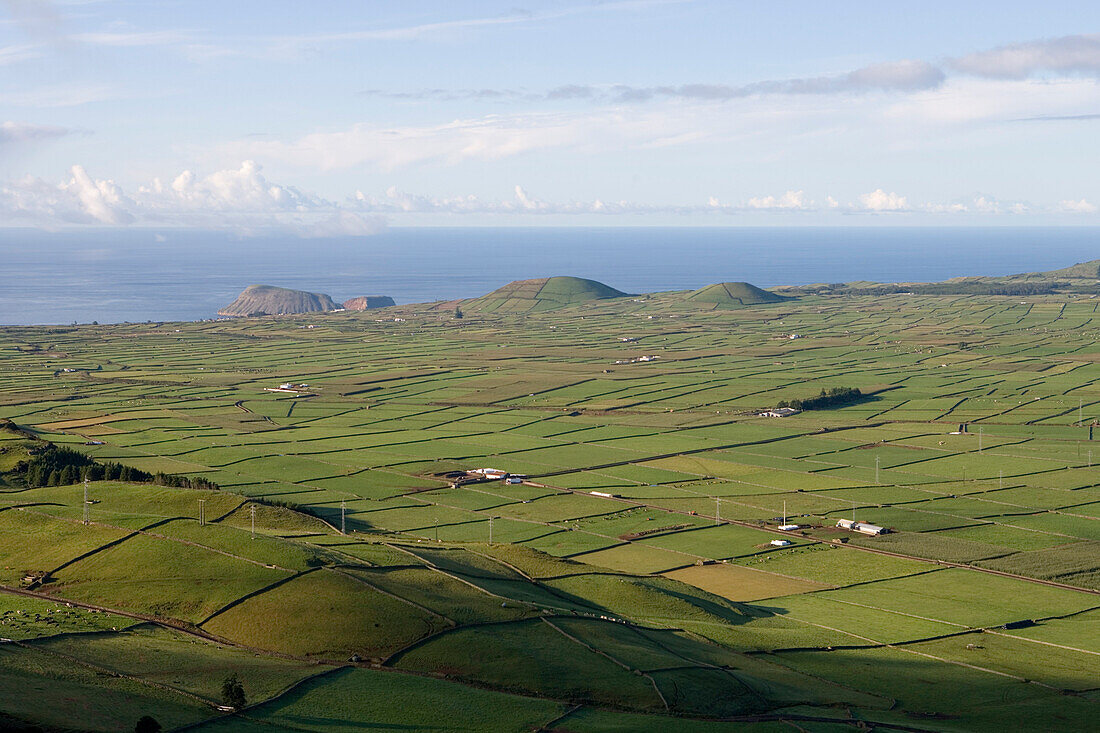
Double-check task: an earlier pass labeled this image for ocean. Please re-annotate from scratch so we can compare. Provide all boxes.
[2,226,1098,325]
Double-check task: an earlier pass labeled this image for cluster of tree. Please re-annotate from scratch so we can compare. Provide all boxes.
[17,445,219,491]
[150,472,219,491]
[221,674,247,709]
[777,386,864,411]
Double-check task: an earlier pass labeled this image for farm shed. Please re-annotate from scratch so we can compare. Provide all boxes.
[759,408,800,418]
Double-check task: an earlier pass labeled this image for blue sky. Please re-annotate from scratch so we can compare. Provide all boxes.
[3,0,1100,233]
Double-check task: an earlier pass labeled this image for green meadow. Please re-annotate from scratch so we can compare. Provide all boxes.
[1,284,1099,730]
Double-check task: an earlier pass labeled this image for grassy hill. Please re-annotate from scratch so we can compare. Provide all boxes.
[462,276,629,312]
[685,281,785,307]
[1039,259,1100,279]
[218,285,338,317]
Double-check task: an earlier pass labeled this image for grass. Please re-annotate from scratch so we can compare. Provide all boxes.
[0,509,131,584]
[192,667,566,732]
[976,542,1100,589]
[811,568,1099,628]
[733,543,931,585]
[31,623,323,703]
[201,569,440,658]
[0,643,211,732]
[5,289,1100,730]
[49,532,286,622]
[391,618,666,710]
[0,591,136,639]
[665,563,831,601]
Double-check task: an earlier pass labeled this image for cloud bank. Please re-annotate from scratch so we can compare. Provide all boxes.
[0,161,384,235]
[0,163,1093,231]
[951,34,1100,79]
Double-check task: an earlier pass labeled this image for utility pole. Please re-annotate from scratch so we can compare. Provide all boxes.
[783,500,787,526]
[82,479,89,526]
[341,499,347,536]
[488,516,494,546]
[714,497,720,525]
[198,499,205,527]
[978,427,983,453]
[999,470,1003,490]
[435,518,439,542]
[875,456,880,485]
[250,504,256,539]
[1080,398,1084,426]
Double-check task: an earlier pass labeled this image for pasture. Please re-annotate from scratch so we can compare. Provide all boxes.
[1,289,1099,729]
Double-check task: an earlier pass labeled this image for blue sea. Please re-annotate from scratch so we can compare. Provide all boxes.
[2,226,1098,325]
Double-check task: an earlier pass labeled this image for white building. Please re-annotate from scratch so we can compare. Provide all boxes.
[759,407,800,418]
[836,519,889,535]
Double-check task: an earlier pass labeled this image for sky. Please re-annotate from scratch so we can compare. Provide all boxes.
[3,0,1100,234]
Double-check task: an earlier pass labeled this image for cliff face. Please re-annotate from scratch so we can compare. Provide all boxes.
[217,285,338,317]
[342,296,396,311]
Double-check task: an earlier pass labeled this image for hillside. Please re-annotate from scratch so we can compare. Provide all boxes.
[1038,259,1100,279]
[778,258,1100,297]
[463,276,629,312]
[685,281,785,307]
[343,296,396,311]
[218,285,338,317]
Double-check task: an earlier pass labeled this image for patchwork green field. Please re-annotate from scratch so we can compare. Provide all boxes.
[1,284,1099,730]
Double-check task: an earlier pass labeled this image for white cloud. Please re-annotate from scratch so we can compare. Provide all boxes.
[0,166,131,226]
[0,163,1091,231]
[0,161,383,235]
[0,120,73,143]
[145,160,318,212]
[746,190,808,210]
[67,164,132,224]
[856,189,909,211]
[921,194,1031,214]
[232,109,691,171]
[952,34,1100,79]
[1058,198,1098,213]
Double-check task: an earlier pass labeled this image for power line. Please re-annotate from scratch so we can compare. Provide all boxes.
[250,504,256,539]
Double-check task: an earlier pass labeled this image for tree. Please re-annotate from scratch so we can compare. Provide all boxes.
[135,716,161,733]
[221,673,247,709]
[454,306,464,319]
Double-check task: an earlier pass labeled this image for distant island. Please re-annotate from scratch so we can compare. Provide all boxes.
[343,296,396,311]
[218,286,394,317]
